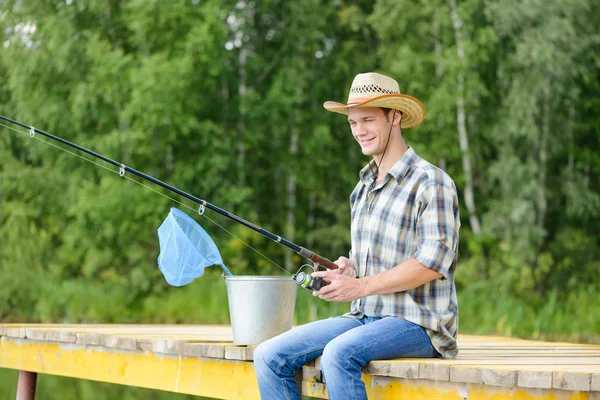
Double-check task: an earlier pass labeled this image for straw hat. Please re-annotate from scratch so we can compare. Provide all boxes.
[323,72,426,128]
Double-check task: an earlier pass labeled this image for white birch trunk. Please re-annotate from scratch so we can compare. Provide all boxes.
[434,23,446,172]
[566,102,575,193]
[237,47,248,188]
[307,192,316,249]
[449,0,481,235]
[537,84,550,235]
[285,125,298,272]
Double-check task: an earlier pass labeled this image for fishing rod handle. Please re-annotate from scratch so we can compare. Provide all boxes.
[310,253,339,270]
[298,246,338,270]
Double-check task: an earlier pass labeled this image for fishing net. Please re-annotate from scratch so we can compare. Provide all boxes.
[157,207,232,286]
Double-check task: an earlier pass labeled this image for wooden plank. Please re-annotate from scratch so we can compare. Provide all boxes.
[314,356,321,370]
[418,363,450,381]
[481,368,517,387]
[180,342,227,358]
[203,343,226,359]
[591,373,600,392]
[224,346,254,361]
[136,340,153,352]
[0,324,234,341]
[449,365,483,384]
[303,381,328,398]
[45,330,77,343]
[302,366,322,382]
[103,336,137,351]
[181,343,204,357]
[152,339,186,355]
[517,370,553,389]
[410,357,600,366]
[6,328,26,338]
[457,349,600,356]
[367,360,419,379]
[24,328,46,341]
[552,371,591,391]
[9,325,598,352]
[75,333,106,346]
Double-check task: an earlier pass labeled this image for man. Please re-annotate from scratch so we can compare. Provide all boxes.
[254,72,460,400]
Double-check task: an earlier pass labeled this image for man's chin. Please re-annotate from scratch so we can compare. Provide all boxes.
[362,149,375,157]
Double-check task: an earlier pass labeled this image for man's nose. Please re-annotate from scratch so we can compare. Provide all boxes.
[355,122,367,135]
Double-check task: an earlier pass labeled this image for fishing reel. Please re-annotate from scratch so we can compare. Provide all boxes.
[292,264,326,291]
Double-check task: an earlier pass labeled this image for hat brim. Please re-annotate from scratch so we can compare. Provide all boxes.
[323,94,425,128]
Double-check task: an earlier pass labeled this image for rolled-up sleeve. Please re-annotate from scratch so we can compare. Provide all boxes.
[413,183,460,280]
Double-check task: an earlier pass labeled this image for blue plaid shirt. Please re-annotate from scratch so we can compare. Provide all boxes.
[345,147,460,358]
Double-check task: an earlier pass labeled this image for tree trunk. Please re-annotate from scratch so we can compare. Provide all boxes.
[566,101,575,194]
[307,192,316,249]
[285,85,301,272]
[285,128,298,272]
[434,23,446,172]
[449,0,481,235]
[237,47,248,189]
[537,83,549,240]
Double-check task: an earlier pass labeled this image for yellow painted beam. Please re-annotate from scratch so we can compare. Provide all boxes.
[304,375,594,400]
[0,337,260,399]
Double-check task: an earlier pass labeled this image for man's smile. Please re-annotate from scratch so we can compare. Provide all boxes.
[359,137,375,144]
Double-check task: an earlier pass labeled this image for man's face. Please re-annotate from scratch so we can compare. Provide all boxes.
[347,107,393,157]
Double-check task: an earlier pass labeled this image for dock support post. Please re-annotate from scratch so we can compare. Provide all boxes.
[16,370,37,400]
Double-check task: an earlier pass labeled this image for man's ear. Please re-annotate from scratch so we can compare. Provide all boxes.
[393,111,402,126]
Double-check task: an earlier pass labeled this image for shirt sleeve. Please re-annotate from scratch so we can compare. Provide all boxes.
[412,182,460,280]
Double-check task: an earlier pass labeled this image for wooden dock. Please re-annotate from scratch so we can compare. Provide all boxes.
[1,324,599,399]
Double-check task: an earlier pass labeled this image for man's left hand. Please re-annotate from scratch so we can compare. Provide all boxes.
[311,270,367,302]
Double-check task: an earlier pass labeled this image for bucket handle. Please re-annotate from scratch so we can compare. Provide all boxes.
[220,263,233,276]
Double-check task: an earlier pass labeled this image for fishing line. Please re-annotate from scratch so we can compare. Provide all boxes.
[0,121,290,275]
[1,115,338,272]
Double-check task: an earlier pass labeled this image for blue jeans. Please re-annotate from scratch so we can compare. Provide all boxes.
[253,316,439,400]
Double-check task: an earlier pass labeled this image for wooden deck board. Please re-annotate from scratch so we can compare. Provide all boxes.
[1,324,598,399]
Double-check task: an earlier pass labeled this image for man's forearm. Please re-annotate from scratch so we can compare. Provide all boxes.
[360,258,443,296]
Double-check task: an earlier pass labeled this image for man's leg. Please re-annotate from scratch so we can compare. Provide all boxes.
[253,317,362,400]
[320,317,438,400]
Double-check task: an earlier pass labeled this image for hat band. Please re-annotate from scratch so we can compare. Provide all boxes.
[346,97,380,106]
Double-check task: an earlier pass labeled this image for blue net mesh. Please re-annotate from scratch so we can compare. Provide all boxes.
[157,208,232,286]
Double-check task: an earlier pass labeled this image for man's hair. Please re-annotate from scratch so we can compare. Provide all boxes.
[381,107,401,123]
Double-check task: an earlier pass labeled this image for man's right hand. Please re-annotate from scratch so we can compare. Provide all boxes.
[334,256,357,278]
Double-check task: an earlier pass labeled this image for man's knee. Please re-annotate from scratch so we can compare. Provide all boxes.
[320,339,351,371]
[254,339,277,371]
[254,337,296,376]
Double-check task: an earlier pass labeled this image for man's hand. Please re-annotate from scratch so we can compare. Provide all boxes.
[331,256,357,277]
[311,267,366,302]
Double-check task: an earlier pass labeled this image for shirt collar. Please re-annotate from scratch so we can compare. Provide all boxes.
[359,146,417,186]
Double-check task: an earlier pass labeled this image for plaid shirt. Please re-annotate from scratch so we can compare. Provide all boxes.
[345,146,460,358]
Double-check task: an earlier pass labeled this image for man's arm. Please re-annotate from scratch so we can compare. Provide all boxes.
[362,257,442,295]
[312,258,440,302]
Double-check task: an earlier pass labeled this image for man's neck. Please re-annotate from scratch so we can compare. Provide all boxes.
[373,143,409,182]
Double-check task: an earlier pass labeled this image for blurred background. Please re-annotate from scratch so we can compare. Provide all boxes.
[1,0,599,398]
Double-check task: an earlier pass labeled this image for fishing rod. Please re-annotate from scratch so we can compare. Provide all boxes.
[0,115,339,279]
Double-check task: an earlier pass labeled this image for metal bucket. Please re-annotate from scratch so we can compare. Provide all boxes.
[224,276,298,345]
